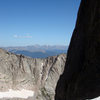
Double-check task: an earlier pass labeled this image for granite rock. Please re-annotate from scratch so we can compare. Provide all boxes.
[0,49,66,100]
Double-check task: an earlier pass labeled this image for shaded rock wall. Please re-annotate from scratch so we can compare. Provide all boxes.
[55,0,100,100]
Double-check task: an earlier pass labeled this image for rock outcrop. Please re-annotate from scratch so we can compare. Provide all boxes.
[55,0,100,100]
[0,48,66,100]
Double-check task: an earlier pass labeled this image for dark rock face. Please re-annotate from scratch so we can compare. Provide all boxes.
[55,0,100,100]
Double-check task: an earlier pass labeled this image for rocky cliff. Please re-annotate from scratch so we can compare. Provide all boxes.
[55,0,100,100]
[0,48,66,100]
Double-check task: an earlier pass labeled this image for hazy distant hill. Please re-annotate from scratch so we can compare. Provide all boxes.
[2,45,68,58]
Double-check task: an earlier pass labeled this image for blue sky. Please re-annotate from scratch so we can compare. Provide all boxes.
[0,0,81,47]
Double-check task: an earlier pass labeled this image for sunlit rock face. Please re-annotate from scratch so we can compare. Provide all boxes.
[55,0,100,100]
[0,49,66,100]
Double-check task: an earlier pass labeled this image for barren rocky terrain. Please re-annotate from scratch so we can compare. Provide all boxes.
[0,48,66,100]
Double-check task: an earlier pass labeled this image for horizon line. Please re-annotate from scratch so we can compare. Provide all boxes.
[0,44,68,48]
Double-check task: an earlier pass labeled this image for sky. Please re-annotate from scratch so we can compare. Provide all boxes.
[0,0,81,47]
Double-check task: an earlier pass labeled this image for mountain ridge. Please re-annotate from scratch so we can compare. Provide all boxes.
[1,45,67,58]
[0,48,66,100]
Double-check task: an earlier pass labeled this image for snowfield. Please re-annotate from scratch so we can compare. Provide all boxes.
[0,89,34,99]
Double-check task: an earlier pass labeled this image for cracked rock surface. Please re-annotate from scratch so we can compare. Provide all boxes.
[0,48,66,100]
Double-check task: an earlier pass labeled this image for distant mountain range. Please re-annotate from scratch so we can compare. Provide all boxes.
[1,45,68,58]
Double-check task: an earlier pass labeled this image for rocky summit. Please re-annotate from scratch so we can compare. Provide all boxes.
[55,0,100,100]
[0,48,66,100]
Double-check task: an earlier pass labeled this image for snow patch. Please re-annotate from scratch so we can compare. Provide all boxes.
[87,96,100,100]
[0,89,34,99]
[41,63,43,66]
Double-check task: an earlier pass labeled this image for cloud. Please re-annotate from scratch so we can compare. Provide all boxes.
[14,35,18,38]
[13,34,32,38]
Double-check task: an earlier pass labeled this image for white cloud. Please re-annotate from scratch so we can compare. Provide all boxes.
[13,35,18,38]
[13,34,32,38]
